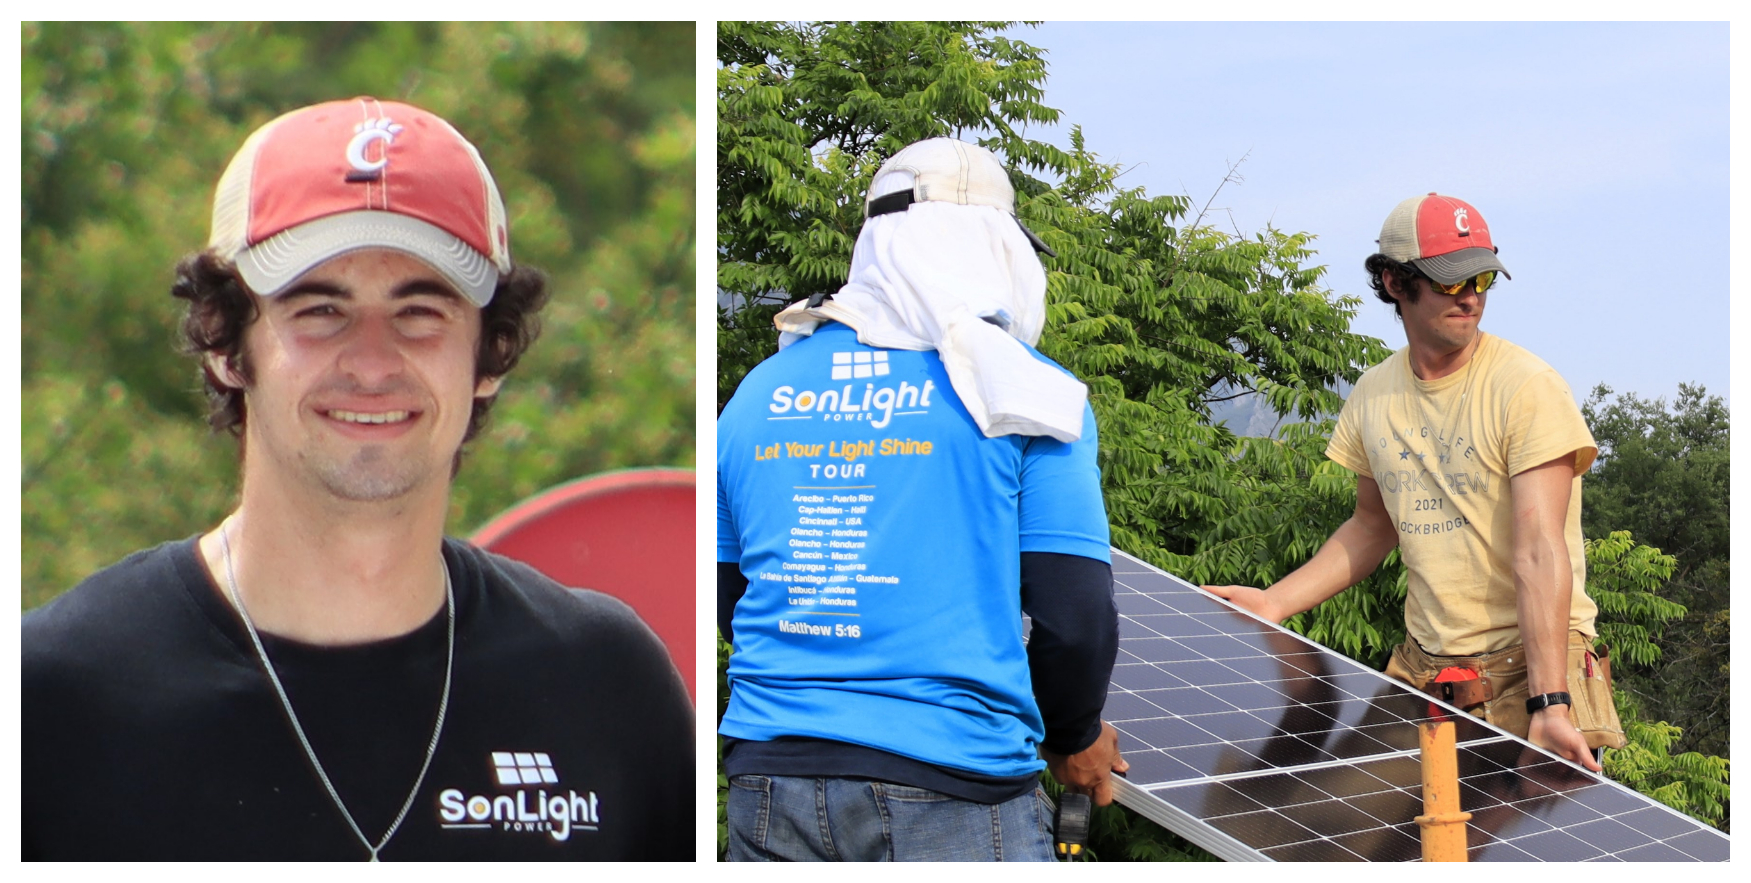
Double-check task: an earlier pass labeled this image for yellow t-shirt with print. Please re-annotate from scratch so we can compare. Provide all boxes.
[1326,333,1599,657]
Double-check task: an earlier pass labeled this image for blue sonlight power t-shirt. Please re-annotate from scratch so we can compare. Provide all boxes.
[717,322,1110,778]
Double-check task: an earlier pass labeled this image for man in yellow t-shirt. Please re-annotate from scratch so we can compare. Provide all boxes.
[1206,193,1623,771]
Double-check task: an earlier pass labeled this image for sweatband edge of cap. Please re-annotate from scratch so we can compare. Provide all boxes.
[234,211,499,306]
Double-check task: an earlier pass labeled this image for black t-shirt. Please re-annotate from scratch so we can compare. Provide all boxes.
[22,537,694,860]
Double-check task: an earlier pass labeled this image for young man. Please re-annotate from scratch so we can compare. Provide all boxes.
[22,97,692,860]
[1207,193,1625,770]
[717,138,1126,862]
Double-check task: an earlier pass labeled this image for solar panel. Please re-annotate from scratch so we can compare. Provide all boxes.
[1103,548,1730,862]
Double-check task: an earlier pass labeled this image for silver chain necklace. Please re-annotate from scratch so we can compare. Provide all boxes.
[219,525,454,862]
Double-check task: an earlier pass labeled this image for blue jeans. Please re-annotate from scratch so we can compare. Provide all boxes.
[726,775,1055,862]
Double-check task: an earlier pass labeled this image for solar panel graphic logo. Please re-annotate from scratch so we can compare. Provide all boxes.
[494,752,559,786]
[1102,548,1730,862]
[831,350,889,379]
[767,348,935,429]
[436,751,600,841]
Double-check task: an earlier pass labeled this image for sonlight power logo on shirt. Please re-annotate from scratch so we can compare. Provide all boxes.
[769,349,935,428]
[437,751,600,841]
[832,350,889,379]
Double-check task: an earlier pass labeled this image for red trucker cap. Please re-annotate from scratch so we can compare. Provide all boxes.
[208,97,511,306]
[1376,192,1510,285]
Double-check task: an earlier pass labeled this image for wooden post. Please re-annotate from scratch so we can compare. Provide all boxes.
[1415,719,1471,861]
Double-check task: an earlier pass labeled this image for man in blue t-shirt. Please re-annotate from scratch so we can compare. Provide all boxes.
[718,138,1127,862]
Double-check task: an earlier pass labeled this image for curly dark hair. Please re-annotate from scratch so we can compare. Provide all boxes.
[1362,252,1427,317]
[170,250,550,444]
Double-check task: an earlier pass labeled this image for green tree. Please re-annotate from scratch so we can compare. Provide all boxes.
[23,22,695,611]
[1587,531,1729,829]
[1581,384,1729,759]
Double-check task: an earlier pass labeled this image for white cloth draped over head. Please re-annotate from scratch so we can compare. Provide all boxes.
[774,170,1089,442]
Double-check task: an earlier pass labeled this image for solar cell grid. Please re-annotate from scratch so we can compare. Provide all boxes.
[1103,547,1730,862]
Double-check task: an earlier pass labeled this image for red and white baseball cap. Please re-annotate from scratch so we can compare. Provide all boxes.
[1377,193,1510,285]
[209,97,511,306]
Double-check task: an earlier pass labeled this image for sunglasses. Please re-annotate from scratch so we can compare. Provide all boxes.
[1423,271,1497,296]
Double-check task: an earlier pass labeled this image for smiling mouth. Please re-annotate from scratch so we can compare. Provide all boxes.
[326,409,414,425]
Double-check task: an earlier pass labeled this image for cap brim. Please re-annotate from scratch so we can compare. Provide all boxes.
[237,211,499,306]
[1411,247,1510,285]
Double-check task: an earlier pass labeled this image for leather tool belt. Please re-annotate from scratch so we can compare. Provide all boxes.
[1385,632,1627,750]
[1433,666,1492,711]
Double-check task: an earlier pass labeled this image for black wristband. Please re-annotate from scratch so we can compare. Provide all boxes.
[1526,692,1573,714]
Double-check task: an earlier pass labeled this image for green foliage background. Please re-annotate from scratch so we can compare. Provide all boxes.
[22,22,696,611]
[1582,384,1731,761]
[716,21,1728,857]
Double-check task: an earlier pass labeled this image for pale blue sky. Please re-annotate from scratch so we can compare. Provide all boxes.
[1006,21,1729,407]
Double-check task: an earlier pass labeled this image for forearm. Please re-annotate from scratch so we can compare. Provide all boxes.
[717,561,749,645]
[1505,457,1599,767]
[1510,458,1579,698]
[1021,552,1118,755]
[1513,528,1572,697]
[1265,513,1399,619]
[1516,517,1590,768]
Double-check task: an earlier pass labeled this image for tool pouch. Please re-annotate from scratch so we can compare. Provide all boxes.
[1571,641,1628,751]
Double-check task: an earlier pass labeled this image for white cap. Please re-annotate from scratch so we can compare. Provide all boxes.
[864,138,1054,256]
[870,138,1018,213]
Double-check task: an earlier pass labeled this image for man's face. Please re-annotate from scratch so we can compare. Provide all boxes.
[220,249,499,503]
[1394,272,1487,354]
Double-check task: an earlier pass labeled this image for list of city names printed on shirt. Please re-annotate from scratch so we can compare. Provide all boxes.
[753,436,936,639]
